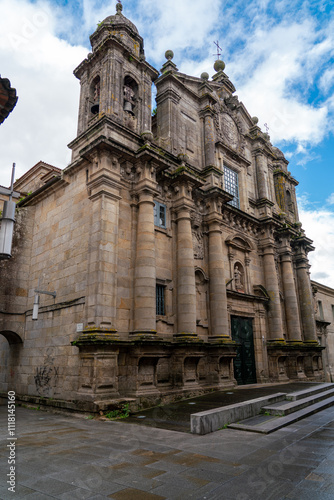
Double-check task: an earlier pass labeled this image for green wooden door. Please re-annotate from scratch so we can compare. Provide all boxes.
[231,316,257,385]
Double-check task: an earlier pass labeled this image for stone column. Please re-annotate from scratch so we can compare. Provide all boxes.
[255,150,269,200]
[207,219,230,340]
[133,189,157,334]
[295,250,317,343]
[280,250,303,342]
[262,243,284,342]
[175,206,197,338]
[203,110,216,168]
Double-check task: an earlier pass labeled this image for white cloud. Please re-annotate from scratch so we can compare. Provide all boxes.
[0,0,334,192]
[136,0,223,63]
[225,19,331,147]
[0,0,87,186]
[326,193,334,205]
[298,197,334,288]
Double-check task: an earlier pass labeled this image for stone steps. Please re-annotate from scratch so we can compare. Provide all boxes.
[286,382,334,401]
[228,395,334,434]
[191,383,334,435]
[227,383,334,434]
[261,387,334,416]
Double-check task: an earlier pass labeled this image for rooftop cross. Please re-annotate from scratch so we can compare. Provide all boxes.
[214,40,222,60]
[264,123,269,134]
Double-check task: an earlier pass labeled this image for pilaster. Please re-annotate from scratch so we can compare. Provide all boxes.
[205,197,231,342]
[259,224,284,343]
[86,149,122,333]
[294,238,318,343]
[132,161,159,338]
[278,233,303,342]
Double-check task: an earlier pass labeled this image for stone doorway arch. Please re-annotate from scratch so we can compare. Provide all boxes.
[0,330,23,345]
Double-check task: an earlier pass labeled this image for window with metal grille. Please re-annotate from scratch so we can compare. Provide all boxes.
[224,166,240,208]
[154,201,166,228]
[156,284,165,315]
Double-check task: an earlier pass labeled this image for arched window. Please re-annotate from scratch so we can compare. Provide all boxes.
[286,189,294,214]
[123,76,138,116]
[90,75,100,116]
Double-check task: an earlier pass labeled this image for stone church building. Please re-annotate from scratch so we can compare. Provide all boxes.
[0,3,326,411]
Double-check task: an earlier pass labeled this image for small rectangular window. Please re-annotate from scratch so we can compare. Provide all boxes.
[224,166,240,208]
[156,284,165,315]
[154,201,166,228]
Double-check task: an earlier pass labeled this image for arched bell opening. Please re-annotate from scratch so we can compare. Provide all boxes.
[123,75,138,116]
[90,75,101,116]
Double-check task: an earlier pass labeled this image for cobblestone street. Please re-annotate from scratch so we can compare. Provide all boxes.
[1,402,334,499]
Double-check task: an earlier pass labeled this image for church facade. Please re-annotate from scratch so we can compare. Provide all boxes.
[0,3,325,412]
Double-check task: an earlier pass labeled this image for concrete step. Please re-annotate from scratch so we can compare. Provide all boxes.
[286,382,334,401]
[228,394,334,434]
[190,393,287,435]
[261,387,334,416]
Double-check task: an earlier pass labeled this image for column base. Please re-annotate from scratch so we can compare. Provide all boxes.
[266,338,286,346]
[208,335,235,345]
[173,332,203,343]
[72,327,119,346]
[286,340,305,346]
[130,330,162,341]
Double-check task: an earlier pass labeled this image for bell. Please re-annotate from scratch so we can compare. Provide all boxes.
[124,100,134,115]
[91,104,99,115]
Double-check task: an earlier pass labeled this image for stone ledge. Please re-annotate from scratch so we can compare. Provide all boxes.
[190,392,287,435]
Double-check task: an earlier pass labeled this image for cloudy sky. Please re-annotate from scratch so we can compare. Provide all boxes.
[1,0,334,287]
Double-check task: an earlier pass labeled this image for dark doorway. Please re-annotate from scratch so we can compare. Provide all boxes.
[231,316,257,385]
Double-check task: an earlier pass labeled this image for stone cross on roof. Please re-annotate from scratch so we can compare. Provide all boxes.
[214,40,222,60]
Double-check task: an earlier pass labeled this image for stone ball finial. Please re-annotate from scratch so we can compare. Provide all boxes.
[201,72,209,81]
[141,130,153,145]
[116,1,123,14]
[214,59,225,72]
[165,50,174,61]
[252,116,259,125]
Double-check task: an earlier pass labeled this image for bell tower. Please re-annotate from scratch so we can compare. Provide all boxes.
[70,1,159,161]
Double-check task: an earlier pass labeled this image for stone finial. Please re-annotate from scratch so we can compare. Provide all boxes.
[160,50,178,73]
[116,1,123,14]
[165,50,174,61]
[201,72,209,81]
[251,116,259,125]
[140,130,153,145]
[177,152,188,165]
[214,59,225,72]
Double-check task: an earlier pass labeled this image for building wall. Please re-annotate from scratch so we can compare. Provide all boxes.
[312,281,334,382]
[0,5,327,411]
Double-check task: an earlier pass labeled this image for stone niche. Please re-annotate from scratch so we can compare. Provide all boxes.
[78,348,120,400]
[267,346,325,382]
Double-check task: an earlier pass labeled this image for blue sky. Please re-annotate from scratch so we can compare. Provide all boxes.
[1,0,334,286]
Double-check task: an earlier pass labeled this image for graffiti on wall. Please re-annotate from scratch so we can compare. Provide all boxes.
[34,348,59,396]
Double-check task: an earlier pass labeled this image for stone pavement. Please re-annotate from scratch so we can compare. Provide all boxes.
[0,402,334,500]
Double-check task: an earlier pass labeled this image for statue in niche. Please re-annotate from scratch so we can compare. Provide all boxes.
[195,273,208,325]
[234,264,244,293]
[192,228,204,260]
[312,285,319,314]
